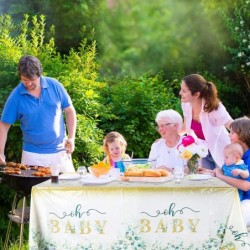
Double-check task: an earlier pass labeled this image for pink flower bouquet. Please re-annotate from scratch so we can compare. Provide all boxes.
[178,135,208,174]
[178,135,208,160]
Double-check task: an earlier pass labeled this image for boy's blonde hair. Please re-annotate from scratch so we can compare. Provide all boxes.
[103,131,127,155]
[224,142,244,157]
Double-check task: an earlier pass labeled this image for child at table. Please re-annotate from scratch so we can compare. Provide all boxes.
[222,142,249,200]
[103,131,131,173]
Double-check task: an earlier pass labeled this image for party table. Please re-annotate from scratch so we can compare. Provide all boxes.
[29,174,250,249]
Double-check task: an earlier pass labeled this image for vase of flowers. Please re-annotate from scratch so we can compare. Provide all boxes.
[186,155,200,174]
[178,135,208,175]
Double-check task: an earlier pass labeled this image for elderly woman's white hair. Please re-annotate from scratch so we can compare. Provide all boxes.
[155,109,183,132]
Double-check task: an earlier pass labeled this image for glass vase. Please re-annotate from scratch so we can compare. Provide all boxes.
[187,157,199,175]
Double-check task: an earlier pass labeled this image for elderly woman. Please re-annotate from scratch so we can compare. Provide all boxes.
[149,109,184,172]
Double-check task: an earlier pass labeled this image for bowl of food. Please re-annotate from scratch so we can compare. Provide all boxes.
[89,161,111,178]
[122,158,156,171]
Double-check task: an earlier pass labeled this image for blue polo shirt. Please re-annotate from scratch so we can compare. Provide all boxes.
[1,76,72,153]
[242,149,250,200]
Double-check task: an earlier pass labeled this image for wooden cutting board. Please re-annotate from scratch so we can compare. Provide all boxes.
[119,175,173,183]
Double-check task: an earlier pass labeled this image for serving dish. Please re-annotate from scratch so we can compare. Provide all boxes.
[122,158,156,170]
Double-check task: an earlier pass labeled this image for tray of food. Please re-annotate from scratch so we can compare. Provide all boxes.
[120,168,172,182]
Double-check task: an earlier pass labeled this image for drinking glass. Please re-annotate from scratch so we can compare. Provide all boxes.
[174,171,183,183]
[77,166,87,175]
[173,165,184,183]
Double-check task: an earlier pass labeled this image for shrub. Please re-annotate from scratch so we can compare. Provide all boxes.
[99,74,181,158]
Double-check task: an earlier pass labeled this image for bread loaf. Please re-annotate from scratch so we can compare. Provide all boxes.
[124,170,144,177]
[124,168,170,177]
[156,169,170,177]
[143,169,161,177]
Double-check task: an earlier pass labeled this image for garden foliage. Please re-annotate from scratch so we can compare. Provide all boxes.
[221,0,250,112]
[99,74,181,157]
[0,14,180,246]
[0,0,249,245]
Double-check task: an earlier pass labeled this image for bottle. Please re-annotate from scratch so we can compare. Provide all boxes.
[115,161,125,173]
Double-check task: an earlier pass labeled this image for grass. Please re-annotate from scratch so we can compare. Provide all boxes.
[0,240,29,250]
[0,225,29,250]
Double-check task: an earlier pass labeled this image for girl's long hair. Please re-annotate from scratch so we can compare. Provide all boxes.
[102,131,127,156]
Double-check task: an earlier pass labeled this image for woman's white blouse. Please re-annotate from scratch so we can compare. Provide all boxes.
[182,100,232,167]
[148,137,185,169]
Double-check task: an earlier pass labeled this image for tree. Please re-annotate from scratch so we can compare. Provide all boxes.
[221,0,250,114]
[0,0,97,54]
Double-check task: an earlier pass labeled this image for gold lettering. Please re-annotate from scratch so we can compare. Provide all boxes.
[139,219,151,233]
[95,220,107,234]
[65,221,75,234]
[80,221,91,234]
[50,220,60,233]
[155,219,167,233]
[188,219,200,232]
[172,219,184,232]
[220,242,236,250]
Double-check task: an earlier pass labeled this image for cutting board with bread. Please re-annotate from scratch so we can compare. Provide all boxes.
[121,168,172,182]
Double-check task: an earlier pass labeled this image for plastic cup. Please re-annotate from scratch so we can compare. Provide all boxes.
[51,168,60,184]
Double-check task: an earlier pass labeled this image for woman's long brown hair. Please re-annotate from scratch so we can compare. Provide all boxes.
[182,74,220,112]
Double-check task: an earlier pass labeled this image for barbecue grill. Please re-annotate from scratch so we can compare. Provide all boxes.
[2,169,51,196]
[1,166,51,250]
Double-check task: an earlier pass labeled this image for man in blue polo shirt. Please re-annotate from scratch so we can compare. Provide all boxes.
[0,55,76,172]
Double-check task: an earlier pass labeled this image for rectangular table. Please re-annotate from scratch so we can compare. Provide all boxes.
[29,175,250,249]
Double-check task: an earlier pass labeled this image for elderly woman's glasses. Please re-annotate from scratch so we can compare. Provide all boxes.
[156,123,174,130]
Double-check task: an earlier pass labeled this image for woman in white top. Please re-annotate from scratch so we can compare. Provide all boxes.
[179,74,233,169]
[149,109,184,172]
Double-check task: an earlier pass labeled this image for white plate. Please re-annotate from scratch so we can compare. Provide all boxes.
[59,173,81,180]
[82,175,116,184]
[186,174,213,181]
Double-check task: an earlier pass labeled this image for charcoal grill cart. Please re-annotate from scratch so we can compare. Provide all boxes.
[2,168,50,250]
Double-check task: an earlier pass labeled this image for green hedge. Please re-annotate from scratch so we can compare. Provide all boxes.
[99,74,181,157]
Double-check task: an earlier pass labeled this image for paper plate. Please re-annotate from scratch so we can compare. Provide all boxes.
[186,174,213,181]
[59,173,81,180]
[82,175,116,184]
